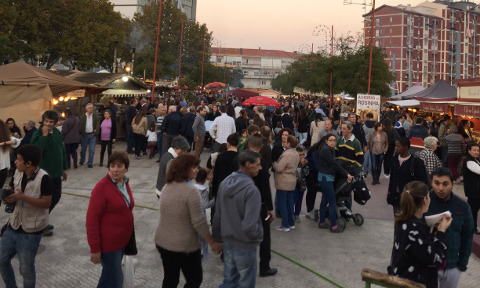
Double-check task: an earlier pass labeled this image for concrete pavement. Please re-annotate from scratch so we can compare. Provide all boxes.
[0,142,478,287]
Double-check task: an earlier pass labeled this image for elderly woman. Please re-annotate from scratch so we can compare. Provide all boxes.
[273,135,300,232]
[462,142,480,234]
[418,136,442,178]
[155,153,221,287]
[271,128,295,163]
[86,151,134,287]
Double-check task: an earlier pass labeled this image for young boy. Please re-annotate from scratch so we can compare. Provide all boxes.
[294,146,309,221]
[0,144,53,287]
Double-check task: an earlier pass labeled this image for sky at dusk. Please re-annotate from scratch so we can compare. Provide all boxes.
[113,0,429,51]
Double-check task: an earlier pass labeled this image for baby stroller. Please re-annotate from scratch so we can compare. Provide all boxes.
[315,171,370,232]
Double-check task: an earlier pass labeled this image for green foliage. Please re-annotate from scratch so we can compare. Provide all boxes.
[133,0,213,84]
[272,45,394,97]
[0,0,130,69]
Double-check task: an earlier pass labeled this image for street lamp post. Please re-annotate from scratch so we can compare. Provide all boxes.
[201,36,206,89]
[312,24,334,118]
[131,48,136,76]
[177,18,184,98]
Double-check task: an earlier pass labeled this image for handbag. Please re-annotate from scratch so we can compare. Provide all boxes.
[124,228,137,256]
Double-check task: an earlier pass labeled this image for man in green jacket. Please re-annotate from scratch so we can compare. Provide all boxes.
[31,110,68,235]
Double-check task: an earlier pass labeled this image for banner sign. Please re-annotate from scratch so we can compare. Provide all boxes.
[454,104,480,118]
[419,102,449,114]
[356,94,380,121]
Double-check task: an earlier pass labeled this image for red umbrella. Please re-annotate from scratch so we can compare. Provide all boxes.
[242,96,280,107]
[205,82,227,89]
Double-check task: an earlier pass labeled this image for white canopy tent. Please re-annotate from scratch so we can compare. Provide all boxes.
[386,99,420,108]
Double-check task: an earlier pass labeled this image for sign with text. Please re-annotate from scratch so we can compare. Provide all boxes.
[419,102,449,114]
[66,89,86,98]
[458,86,480,100]
[356,94,380,121]
[455,104,480,118]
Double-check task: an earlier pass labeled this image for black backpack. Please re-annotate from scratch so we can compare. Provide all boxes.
[352,178,371,205]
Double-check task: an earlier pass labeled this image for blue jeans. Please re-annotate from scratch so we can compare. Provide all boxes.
[126,125,135,152]
[0,226,42,288]
[319,177,337,227]
[98,249,124,288]
[64,143,79,169]
[363,150,371,175]
[219,242,257,288]
[370,152,384,176]
[293,187,305,216]
[80,134,96,165]
[276,189,294,228]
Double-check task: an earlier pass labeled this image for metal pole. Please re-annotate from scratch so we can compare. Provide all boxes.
[151,1,163,104]
[329,25,333,119]
[131,48,136,76]
[177,18,184,98]
[201,36,206,89]
[367,0,376,94]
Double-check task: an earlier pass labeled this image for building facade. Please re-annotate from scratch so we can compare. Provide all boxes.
[364,1,480,94]
[210,47,300,89]
[137,0,197,20]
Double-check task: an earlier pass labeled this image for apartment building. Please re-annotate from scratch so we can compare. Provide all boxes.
[210,47,300,89]
[364,0,480,94]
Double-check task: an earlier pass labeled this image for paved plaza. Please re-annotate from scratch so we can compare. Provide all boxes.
[1,142,479,287]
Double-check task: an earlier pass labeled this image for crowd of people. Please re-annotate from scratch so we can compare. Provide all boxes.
[0,93,477,287]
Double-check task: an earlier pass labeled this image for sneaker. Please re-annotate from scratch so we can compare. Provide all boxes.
[305,210,315,220]
[385,174,390,179]
[290,225,296,230]
[455,176,463,184]
[318,222,330,229]
[274,226,290,232]
[330,225,343,233]
[295,215,300,222]
[135,156,141,159]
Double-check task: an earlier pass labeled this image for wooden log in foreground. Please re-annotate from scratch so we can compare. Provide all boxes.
[361,268,426,288]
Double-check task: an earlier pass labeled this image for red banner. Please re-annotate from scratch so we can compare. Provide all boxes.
[419,102,449,113]
[455,104,480,118]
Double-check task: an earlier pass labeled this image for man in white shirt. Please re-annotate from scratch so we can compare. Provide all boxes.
[79,103,99,168]
[209,105,236,152]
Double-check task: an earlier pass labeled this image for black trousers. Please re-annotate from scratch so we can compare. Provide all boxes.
[305,169,318,212]
[100,140,113,164]
[157,246,202,288]
[50,177,62,213]
[384,149,394,175]
[259,209,272,272]
[468,197,480,230]
[0,168,8,188]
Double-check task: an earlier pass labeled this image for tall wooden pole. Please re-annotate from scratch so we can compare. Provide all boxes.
[151,1,163,104]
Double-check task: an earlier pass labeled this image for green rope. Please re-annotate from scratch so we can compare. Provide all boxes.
[63,191,346,287]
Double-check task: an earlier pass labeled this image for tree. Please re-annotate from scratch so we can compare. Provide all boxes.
[132,0,213,83]
[0,0,130,69]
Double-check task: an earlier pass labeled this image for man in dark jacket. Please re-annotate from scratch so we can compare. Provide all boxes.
[20,120,37,146]
[181,107,196,149]
[407,117,429,140]
[161,105,184,155]
[125,98,138,154]
[155,136,190,197]
[348,113,367,153]
[281,107,294,131]
[425,167,474,288]
[232,135,277,277]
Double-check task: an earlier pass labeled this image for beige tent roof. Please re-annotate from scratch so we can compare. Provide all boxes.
[0,62,106,98]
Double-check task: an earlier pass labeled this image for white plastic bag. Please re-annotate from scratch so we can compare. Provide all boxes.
[122,255,135,288]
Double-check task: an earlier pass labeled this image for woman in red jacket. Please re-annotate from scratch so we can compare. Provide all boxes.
[86,151,134,287]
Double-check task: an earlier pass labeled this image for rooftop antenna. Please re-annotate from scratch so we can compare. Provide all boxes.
[343,0,373,14]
